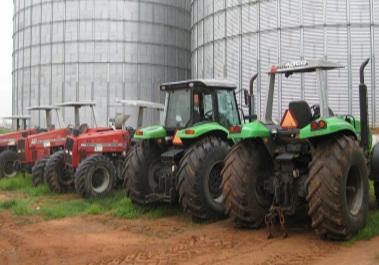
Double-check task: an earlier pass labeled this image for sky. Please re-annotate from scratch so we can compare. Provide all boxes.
[0,2,13,117]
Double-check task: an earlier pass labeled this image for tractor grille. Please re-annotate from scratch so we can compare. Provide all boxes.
[17,139,26,161]
[64,138,74,164]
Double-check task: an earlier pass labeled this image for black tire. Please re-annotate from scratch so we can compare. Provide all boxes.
[0,150,18,179]
[31,156,50,187]
[45,151,73,193]
[74,155,116,198]
[123,140,162,205]
[177,136,230,221]
[307,135,369,240]
[221,139,273,228]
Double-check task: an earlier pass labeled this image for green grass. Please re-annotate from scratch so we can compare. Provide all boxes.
[0,173,62,197]
[147,205,183,219]
[349,181,379,242]
[0,175,155,221]
[353,211,379,241]
[111,197,144,219]
[12,200,35,216]
[0,199,18,210]
[0,198,35,215]
[85,203,103,215]
[0,174,32,191]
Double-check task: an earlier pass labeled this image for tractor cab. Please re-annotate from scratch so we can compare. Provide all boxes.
[160,79,241,133]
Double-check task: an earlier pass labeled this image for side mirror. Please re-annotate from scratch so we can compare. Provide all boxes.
[244,89,250,106]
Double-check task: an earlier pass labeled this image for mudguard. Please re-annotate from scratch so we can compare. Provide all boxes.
[176,122,228,139]
[134,126,166,139]
[370,143,379,181]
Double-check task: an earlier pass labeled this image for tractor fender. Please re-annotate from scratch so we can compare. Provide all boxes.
[370,143,379,181]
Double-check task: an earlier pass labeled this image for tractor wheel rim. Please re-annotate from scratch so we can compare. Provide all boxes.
[91,166,110,193]
[148,160,161,192]
[346,165,363,216]
[59,167,73,186]
[4,160,16,178]
[208,161,223,202]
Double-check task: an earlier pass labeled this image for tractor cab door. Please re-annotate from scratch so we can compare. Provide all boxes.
[216,89,240,129]
[193,89,214,124]
[165,89,192,129]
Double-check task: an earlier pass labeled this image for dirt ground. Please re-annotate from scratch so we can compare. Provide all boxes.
[1,205,379,265]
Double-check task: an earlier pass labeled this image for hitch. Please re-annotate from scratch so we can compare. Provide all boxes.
[265,195,294,239]
[265,206,288,239]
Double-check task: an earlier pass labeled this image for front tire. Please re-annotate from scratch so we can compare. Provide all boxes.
[75,155,116,198]
[123,140,162,205]
[0,150,18,178]
[31,156,50,186]
[307,135,369,240]
[45,151,73,193]
[221,139,273,228]
[177,136,230,221]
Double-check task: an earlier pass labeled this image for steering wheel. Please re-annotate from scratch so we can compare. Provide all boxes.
[204,110,213,119]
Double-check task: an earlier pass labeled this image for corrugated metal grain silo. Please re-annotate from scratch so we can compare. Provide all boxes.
[191,0,378,126]
[13,0,191,128]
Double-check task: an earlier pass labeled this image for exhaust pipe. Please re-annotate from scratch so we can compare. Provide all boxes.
[359,58,370,152]
[248,73,258,122]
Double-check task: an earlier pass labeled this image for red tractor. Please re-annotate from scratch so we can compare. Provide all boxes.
[45,113,131,198]
[44,99,163,199]
[0,115,39,179]
[17,106,65,182]
[18,102,110,187]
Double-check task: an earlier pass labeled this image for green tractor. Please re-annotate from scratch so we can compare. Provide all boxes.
[123,79,242,221]
[222,58,377,240]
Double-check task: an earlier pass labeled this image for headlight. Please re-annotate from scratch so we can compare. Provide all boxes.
[65,149,68,154]
[69,151,72,156]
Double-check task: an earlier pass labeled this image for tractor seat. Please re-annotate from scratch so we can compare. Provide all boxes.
[288,101,312,129]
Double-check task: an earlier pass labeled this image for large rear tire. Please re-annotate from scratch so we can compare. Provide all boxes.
[177,136,230,221]
[307,135,369,240]
[0,150,18,179]
[123,140,162,205]
[221,139,273,228]
[31,156,50,186]
[74,155,116,198]
[45,151,73,193]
